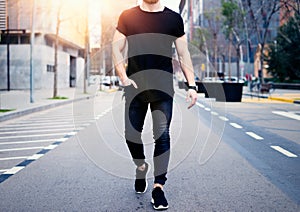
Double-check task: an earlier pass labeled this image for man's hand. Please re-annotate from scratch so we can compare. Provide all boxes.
[122,78,138,89]
[186,89,198,109]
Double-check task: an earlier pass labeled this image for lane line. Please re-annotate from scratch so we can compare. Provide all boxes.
[0,146,45,152]
[0,156,29,161]
[219,116,229,121]
[196,102,205,108]
[230,123,243,129]
[246,132,264,140]
[272,111,300,121]
[270,146,298,158]
[211,111,219,116]
[0,138,68,145]
[204,108,211,111]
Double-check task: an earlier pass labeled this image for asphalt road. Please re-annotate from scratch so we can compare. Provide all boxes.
[0,90,299,211]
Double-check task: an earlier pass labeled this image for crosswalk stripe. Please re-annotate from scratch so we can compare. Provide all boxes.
[0,156,29,161]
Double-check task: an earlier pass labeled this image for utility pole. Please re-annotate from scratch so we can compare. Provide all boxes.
[84,0,90,93]
[6,16,10,91]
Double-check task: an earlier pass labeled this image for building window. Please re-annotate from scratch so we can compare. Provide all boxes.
[0,34,30,44]
[47,64,54,72]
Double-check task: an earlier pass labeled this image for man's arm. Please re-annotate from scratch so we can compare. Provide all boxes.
[175,34,197,109]
[112,30,137,88]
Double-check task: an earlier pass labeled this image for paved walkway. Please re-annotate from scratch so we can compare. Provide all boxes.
[0,85,118,122]
[242,87,300,104]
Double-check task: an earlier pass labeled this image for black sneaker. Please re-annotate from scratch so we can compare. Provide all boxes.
[151,187,169,210]
[135,162,149,193]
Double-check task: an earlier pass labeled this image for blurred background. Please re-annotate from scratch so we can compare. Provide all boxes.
[0,0,299,93]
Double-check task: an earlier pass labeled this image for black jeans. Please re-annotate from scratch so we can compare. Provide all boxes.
[125,95,173,185]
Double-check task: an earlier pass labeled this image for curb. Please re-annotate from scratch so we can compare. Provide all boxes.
[243,93,300,104]
[268,96,294,103]
[0,95,95,122]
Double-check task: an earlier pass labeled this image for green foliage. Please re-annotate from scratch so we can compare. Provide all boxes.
[266,14,300,82]
[48,96,68,100]
[0,109,15,113]
[221,0,245,39]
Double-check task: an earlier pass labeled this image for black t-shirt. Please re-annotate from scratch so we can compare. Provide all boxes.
[117,6,185,102]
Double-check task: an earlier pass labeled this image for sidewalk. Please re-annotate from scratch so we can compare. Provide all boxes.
[242,87,300,104]
[0,86,117,122]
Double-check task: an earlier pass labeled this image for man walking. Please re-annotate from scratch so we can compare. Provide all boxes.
[112,0,197,210]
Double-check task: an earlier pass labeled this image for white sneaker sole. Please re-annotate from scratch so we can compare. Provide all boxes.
[151,198,169,210]
[135,180,148,194]
[135,163,150,194]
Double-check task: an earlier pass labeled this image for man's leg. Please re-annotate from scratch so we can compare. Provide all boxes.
[125,96,148,167]
[150,98,173,186]
[150,98,173,210]
[125,96,150,193]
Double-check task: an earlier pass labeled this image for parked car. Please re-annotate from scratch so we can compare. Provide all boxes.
[223,76,245,83]
[100,76,111,86]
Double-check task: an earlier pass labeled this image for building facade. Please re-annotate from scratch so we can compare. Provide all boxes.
[0,0,87,90]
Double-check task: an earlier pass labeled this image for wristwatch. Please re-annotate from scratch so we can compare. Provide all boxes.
[188,85,197,91]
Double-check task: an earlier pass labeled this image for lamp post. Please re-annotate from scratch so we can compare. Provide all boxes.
[30,0,36,103]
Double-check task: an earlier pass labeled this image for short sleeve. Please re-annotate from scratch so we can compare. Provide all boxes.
[116,11,127,36]
[174,15,185,38]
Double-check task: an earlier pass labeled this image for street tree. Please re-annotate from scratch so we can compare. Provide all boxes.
[266,14,300,82]
[204,8,223,72]
[245,0,282,83]
[221,0,246,81]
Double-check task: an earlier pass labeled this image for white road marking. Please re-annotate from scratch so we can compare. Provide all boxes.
[0,132,71,139]
[0,169,9,172]
[205,108,211,111]
[0,156,29,161]
[0,124,87,131]
[0,121,88,130]
[27,154,44,160]
[6,122,73,127]
[272,111,300,121]
[4,166,25,174]
[211,111,219,116]
[270,146,298,158]
[230,123,243,129]
[0,146,45,152]
[0,128,83,135]
[246,132,264,140]
[196,102,205,108]
[67,132,77,136]
[0,138,67,145]
[219,116,229,121]
[44,144,58,150]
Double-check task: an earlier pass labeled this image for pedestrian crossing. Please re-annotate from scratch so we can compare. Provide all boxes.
[0,96,114,182]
